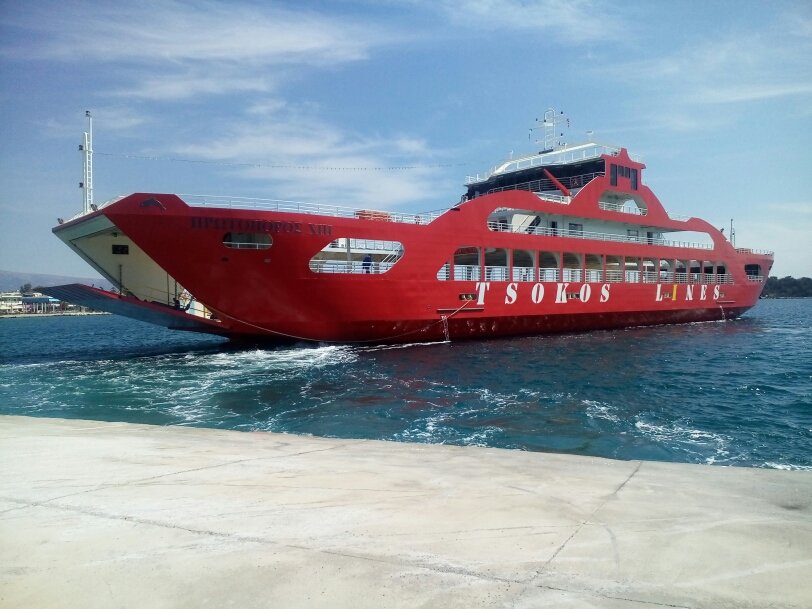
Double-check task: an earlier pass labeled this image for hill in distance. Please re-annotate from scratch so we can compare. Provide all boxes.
[0,269,113,292]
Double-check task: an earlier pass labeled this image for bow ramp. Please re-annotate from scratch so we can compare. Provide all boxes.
[40,284,228,335]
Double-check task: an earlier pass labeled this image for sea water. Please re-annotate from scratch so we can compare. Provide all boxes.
[1,299,809,469]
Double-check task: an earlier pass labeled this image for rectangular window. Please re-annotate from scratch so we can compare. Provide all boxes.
[631,168,638,190]
[610,164,618,186]
[627,229,639,242]
[112,244,129,255]
[568,223,583,235]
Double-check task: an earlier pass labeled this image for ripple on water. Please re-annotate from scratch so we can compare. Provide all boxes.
[0,300,810,468]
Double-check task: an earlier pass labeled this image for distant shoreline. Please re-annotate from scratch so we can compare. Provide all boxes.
[0,312,110,319]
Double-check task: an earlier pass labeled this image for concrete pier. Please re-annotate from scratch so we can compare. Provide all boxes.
[1,416,810,608]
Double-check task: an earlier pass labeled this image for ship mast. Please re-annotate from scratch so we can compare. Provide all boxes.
[79,110,94,213]
[530,108,569,153]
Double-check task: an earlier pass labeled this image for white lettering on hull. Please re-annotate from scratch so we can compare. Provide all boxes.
[475,282,490,305]
[470,282,724,308]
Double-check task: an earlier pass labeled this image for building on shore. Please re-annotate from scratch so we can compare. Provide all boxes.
[0,291,92,316]
[0,292,24,314]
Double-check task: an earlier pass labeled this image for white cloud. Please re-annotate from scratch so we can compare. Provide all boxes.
[767,202,812,216]
[598,24,812,128]
[8,1,385,64]
[2,1,395,101]
[114,69,275,101]
[168,106,454,209]
[426,0,624,42]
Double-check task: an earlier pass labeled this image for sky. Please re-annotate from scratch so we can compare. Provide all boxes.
[1,0,810,279]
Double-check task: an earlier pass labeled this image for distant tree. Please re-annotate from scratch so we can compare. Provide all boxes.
[762,276,812,298]
[19,282,33,294]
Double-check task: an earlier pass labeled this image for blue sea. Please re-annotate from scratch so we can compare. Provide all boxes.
[1,299,810,469]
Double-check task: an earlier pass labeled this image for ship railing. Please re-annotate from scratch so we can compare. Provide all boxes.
[181,194,444,225]
[484,266,509,281]
[667,212,692,221]
[130,285,210,318]
[487,222,714,250]
[378,250,402,267]
[453,265,481,281]
[309,260,397,274]
[484,171,603,198]
[563,268,583,282]
[736,247,774,256]
[511,267,536,282]
[747,275,764,282]
[536,193,572,204]
[539,268,560,282]
[599,201,647,215]
[326,238,403,253]
[465,144,639,185]
[222,240,270,249]
[63,195,127,223]
[447,268,737,285]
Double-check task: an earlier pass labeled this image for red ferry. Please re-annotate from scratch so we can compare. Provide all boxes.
[47,112,773,343]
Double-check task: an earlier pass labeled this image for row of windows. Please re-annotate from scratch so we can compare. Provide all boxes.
[610,164,638,190]
[438,246,730,283]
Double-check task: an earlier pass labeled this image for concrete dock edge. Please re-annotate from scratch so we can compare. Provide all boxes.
[1,415,810,608]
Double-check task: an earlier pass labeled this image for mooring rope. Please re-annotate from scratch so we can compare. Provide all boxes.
[212,298,475,345]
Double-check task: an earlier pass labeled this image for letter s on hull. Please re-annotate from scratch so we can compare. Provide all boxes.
[505,282,518,305]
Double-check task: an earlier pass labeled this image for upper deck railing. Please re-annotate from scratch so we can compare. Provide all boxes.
[465,142,641,186]
[487,221,714,250]
[181,194,444,225]
[483,171,603,198]
[63,193,444,227]
[598,201,647,216]
[736,247,774,256]
[66,192,773,257]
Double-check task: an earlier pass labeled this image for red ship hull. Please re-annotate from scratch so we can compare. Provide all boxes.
[51,147,773,343]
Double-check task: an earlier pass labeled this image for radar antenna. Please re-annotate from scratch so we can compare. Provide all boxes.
[529,108,569,153]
